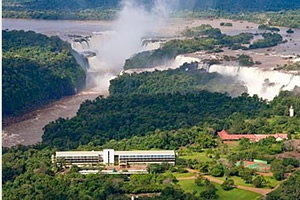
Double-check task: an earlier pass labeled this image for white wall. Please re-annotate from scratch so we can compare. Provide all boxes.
[103,149,115,165]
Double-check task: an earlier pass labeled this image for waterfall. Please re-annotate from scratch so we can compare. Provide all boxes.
[170,55,300,100]
[70,32,164,91]
[206,65,300,100]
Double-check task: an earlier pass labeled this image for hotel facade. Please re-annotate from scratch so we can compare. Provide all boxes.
[54,149,176,167]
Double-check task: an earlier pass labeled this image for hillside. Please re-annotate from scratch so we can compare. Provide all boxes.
[111,62,247,97]
[2,30,86,117]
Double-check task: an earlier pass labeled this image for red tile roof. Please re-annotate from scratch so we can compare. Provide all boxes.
[218,130,288,142]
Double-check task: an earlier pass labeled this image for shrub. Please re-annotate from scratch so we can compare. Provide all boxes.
[252,176,266,188]
[273,171,284,181]
[221,178,235,190]
[210,165,224,177]
[195,175,205,186]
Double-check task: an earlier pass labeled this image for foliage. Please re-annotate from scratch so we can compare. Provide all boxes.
[42,91,269,149]
[238,55,255,66]
[275,62,300,72]
[266,170,300,200]
[200,179,218,200]
[210,164,225,177]
[112,62,247,97]
[249,32,283,49]
[2,146,180,199]
[3,0,300,21]
[183,24,222,38]
[99,126,215,151]
[124,26,282,70]
[221,178,235,190]
[271,158,299,181]
[195,175,206,186]
[258,24,280,32]
[2,30,85,117]
[252,175,267,188]
[220,22,233,27]
[147,163,171,174]
[239,168,255,184]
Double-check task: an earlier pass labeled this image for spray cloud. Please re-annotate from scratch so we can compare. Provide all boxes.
[96,0,171,71]
[87,0,174,91]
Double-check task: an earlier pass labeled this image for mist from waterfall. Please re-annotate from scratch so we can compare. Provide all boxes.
[79,0,174,91]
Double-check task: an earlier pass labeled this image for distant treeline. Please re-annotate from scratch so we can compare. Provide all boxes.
[3,0,300,12]
[2,30,85,117]
[3,0,300,21]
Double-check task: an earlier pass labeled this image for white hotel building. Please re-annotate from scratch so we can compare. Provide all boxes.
[54,149,176,167]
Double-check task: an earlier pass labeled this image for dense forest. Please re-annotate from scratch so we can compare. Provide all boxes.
[2,30,85,117]
[124,25,282,70]
[266,169,300,200]
[111,63,247,97]
[42,91,269,149]
[42,85,300,149]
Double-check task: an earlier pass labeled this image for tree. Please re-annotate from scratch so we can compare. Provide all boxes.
[195,175,205,186]
[221,178,235,190]
[239,168,253,184]
[252,175,267,188]
[200,180,218,200]
[271,159,285,181]
[210,164,224,177]
[273,171,285,181]
[267,170,300,200]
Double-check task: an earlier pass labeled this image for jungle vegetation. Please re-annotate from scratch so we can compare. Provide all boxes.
[2,30,85,117]
[3,0,300,23]
[124,25,282,70]
[111,62,247,97]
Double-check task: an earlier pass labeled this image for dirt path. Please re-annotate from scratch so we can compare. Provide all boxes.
[179,168,274,196]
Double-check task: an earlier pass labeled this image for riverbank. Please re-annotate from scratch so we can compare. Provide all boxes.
[2,90,103,147]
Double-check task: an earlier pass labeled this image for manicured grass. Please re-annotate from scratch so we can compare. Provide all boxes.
[164,171,195,178]
[178,179,262,200]
[264,176,282,188]
[215,176,281,188]
[179,151,213,162]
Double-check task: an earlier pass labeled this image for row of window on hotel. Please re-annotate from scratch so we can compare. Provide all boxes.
[119,155,175,158]
[61,155,175,159]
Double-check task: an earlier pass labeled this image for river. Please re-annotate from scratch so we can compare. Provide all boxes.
[2,18,300,147]
[3,19,115,147]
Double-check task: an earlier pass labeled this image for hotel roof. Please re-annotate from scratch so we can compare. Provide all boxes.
[56,151,102,157]
[115,150,175,155]
[218,130,288,142]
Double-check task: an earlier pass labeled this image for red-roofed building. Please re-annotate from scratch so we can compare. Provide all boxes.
[218,130,288,142]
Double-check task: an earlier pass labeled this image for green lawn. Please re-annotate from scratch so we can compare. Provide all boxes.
[179,151,213,162]
[178,179,262,200]
[164,171,195,178]
[264,176,282,188]
[215,176,281,188]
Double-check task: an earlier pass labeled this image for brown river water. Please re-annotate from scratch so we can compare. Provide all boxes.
[2,18,300,147]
